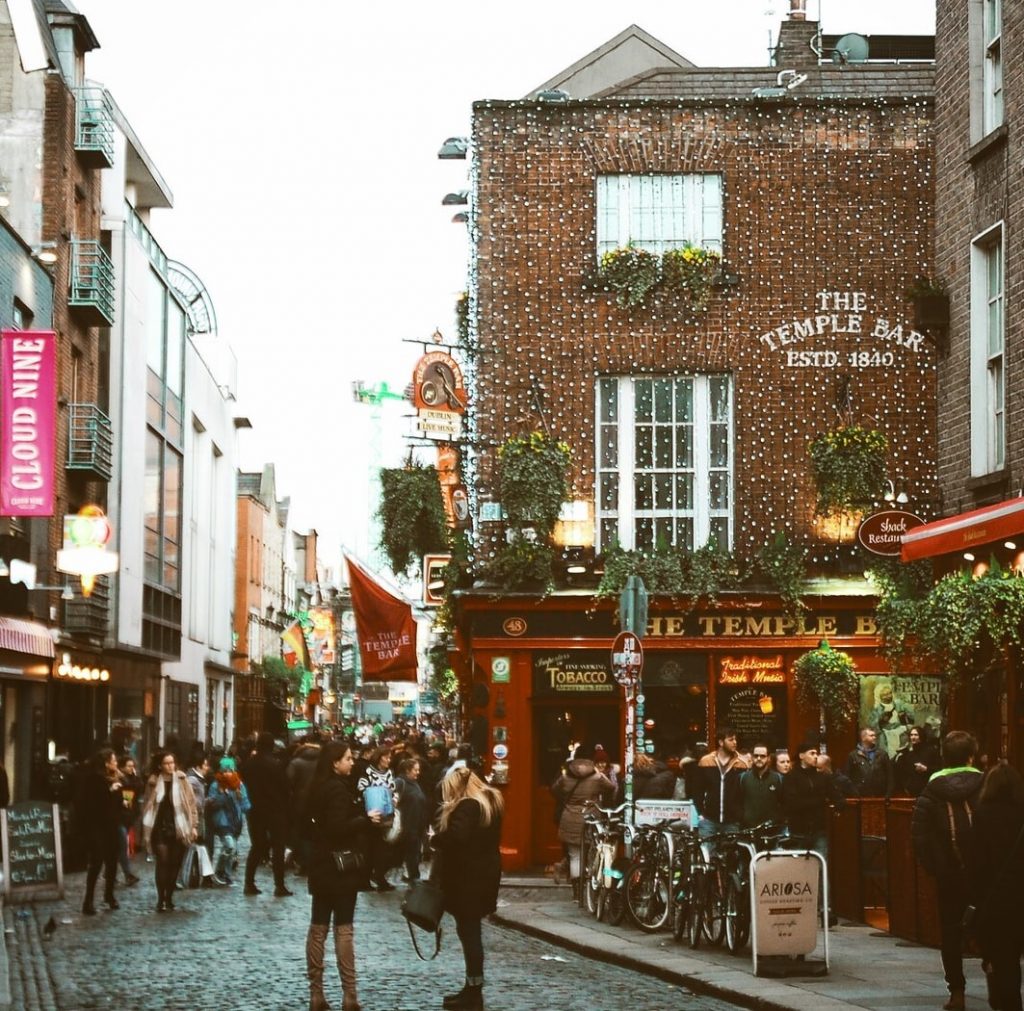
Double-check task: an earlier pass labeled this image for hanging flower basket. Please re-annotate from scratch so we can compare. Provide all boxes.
[792,640,859,727]
[497,431,571,536]
[808,425,888,517]
[378,465,448,574]
[661,244,722,311]
[597,245,661,307]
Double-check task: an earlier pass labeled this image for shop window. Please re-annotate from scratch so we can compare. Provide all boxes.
[970,224,1004,475]
[596,374,733,552]
[596,174,723,258]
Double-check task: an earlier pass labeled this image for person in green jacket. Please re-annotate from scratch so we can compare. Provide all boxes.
[739,742,784,828]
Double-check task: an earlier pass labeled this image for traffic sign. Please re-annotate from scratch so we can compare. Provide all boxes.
[611,631,644,686]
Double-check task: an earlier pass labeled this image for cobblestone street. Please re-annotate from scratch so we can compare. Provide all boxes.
[3,862,743,1011]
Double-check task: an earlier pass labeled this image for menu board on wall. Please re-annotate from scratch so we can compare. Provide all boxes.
[1,801,64,902]
[715,654,788,749]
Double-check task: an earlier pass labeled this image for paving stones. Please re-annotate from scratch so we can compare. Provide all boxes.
[4,859,741,1011]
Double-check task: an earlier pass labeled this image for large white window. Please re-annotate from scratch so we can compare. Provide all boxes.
[970,225,1005,475]
[596,174,723,257]
[983,0,1003,134]
[596,375,733,552]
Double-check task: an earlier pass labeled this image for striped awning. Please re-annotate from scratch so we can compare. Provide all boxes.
[0,617,55,659]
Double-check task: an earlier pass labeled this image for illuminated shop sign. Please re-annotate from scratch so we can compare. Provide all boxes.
[532,651,615,694]
[718,655,786,684]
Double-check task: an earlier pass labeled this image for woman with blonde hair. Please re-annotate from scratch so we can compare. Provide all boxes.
[433,766,503,1011]
[141,750,198,912]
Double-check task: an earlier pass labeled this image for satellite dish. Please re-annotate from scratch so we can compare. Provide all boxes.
[832,33,870,64]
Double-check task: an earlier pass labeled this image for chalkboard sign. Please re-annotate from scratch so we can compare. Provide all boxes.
[716,683,788,749]
[2,800,64,902]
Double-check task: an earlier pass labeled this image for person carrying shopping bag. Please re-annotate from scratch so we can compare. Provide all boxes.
[141,750,198,912]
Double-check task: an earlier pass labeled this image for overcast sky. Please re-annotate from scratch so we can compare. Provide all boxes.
[73,0,935,573]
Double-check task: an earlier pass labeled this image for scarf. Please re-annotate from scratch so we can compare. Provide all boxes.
[142,773,195,846]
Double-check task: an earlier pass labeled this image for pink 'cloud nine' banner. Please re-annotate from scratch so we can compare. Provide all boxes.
[0,330,57,517]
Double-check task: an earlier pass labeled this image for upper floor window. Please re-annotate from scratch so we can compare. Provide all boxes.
[970,225,1004,475]
[983,0,1003,134]
[596,374,733,553]
[145,268,185,445]
[596,174,723,258]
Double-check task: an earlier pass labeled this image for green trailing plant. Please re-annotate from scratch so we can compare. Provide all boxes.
[497,431,571,535]
[427,638,458,701]
[877,560,1024,682]
[597,244,661,307]
[481,538,555,591]
[792,640,859,728]
[253,656,307,698]
[378,464,448,574]
[808,424,888,516]
[757,531,807,618]
[661,244,722,310]
[905,276,948,299]
[595,542,739,607]
[455,291,469,342]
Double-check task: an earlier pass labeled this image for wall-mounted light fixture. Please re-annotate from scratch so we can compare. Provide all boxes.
[451,211,469,224]
[32,241,58,264]
[441,190,468,206]
[437,136,468,159]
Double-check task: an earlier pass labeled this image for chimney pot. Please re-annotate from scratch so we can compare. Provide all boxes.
[790,0,807,19]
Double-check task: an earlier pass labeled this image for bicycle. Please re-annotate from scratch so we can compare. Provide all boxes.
[668,823,702,943]
[716,822,788,952]
[623,819,674,932]
[580,803,629,924]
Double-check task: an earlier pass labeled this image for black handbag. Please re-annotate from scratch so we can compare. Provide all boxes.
[331,849,365,874]
[400,878,445,960]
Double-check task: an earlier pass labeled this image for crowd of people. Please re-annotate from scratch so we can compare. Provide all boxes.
[68,724,500,1011]
[550,725,1024,1011]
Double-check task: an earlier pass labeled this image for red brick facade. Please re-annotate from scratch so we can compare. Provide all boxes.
[470,78,938,564]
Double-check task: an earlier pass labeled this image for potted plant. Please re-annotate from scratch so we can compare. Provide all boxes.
[378,464,448,574]
[481,536,556,592]
[597,244,661,307]
[906,276,950,333]
[792,639,859,729]
[808,424,888,516]
[497,431,570,533]
[661,244,723,310]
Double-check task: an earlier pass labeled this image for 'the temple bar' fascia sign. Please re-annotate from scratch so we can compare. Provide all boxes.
[756,291,928,368]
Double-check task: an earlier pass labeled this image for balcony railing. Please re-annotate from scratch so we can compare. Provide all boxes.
[74,86,114,167]
[63,575,110,640]
[66,403,113,481]
[68,239,115,326]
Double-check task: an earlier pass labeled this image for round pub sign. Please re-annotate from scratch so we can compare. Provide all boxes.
[857,509,925,556]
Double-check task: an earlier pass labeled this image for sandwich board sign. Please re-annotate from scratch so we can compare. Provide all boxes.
[750,849,828,977]
[1,800,64,902]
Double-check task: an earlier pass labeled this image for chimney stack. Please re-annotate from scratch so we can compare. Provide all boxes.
[775,1,818,69]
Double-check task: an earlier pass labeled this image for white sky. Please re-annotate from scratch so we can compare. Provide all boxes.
[74,0,935,572]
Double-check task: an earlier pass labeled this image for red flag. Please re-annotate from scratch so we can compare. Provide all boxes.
[345,555,418,683]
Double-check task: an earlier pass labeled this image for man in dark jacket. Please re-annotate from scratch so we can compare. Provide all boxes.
[693,727,749,837]
[739,742,784,828]
[781,739,844,856]
[911,730,983,1011]
[242,731,293,897]
[843,726,893,797]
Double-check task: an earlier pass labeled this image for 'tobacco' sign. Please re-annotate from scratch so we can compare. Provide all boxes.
[857,509,925,557]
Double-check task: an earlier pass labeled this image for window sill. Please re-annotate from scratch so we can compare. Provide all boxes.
[966,467,1009,495]
[967,124,1008,166]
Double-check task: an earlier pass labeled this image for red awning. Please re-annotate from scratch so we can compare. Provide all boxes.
[901,497,1024,562]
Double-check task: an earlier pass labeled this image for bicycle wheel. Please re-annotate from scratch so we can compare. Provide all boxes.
[671,877,690,942]
[583,845,601,915]
[686,868,704,949]
[603,881,627,925]
[724,876,745,952]
[702,865,726,946]
[625,861,670,932]
[578,834,593,909]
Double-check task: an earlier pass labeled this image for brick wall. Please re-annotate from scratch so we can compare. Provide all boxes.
[470,88,937,567]
[934,0,1023,513]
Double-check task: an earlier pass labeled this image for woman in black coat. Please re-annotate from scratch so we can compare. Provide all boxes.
[970,761,1024,1011]
[77,748,123,915]
[433,766,504,1011]
[894,727,939,797]
[306,741,380,1011]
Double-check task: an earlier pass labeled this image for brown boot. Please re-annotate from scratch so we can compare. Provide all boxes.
[306,924,332,1011]
[334,924,361,1011]
[942,991,965,1011]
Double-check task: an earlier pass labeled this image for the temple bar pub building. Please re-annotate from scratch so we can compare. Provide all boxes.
[452,8,940,873]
